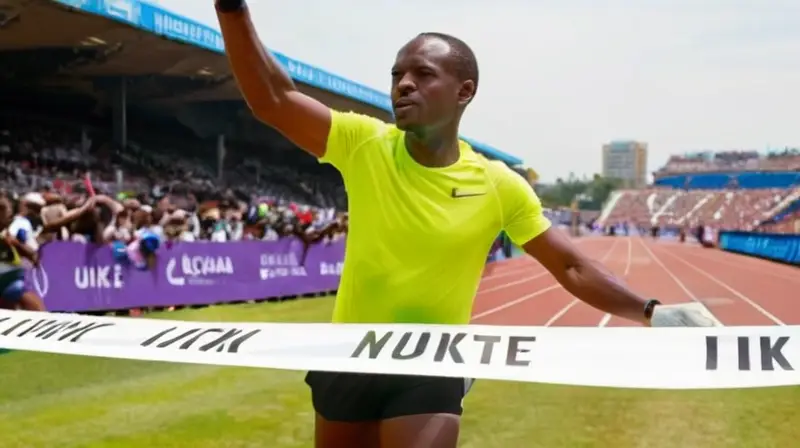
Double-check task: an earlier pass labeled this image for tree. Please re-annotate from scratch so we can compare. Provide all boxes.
[584,176,623,210]
[538,174,623,210]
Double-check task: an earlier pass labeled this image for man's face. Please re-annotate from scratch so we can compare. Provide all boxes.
[390,36,473,132]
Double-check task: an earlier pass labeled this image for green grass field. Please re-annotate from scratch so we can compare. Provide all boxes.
[1,298,797,447]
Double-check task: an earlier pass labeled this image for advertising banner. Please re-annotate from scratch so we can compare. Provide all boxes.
[26,239,345,312]
[718,231,800,265]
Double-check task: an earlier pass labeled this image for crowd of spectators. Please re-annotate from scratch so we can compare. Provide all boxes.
[0,116,349,262]
[601,148,800,237]
[760,208,800,234]
[601,187,798,233]
[655,149,800,175]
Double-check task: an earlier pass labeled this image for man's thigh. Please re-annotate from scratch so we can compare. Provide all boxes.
[380,414,461,448]
[306,371,383,447]
[378,375,471,447]
[314,413,379,448]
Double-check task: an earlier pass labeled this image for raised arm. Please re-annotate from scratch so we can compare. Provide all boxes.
[215,0,332,157]
[41,198,95,233]
[92,195,125,215]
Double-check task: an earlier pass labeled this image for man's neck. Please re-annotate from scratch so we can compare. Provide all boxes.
[404,129,460,168]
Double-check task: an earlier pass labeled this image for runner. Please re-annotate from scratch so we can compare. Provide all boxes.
[0,197,45,311]
[215,3,713,446]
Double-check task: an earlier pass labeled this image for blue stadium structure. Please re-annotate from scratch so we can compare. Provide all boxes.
[653,172,800,190]
[0,0,521,166]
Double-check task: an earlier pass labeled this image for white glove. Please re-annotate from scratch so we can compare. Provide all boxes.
[651,306,716,327]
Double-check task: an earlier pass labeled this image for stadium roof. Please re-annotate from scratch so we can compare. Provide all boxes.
[0,0,523,166]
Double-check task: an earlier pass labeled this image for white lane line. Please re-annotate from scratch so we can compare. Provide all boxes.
[479,271,550,294]
[471,284,562,321]
[639,239,724,327]
[472,238,622,323]
[659,246,784,326]
[599,237,635,327]
[543,240,621,327]
[624,236,633,276]
[677,249,800,283]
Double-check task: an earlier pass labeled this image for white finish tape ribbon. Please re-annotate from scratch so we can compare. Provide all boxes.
[1,310,797,389]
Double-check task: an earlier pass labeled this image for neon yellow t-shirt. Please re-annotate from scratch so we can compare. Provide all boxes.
[320,111,551,324]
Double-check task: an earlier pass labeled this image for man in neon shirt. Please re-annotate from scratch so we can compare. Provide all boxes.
[215,3,712,446]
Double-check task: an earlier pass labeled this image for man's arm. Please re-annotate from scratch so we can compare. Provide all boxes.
[522,229,649,325]
[93,195,125,215]
[492,162,650,325]
[216,0,331,158]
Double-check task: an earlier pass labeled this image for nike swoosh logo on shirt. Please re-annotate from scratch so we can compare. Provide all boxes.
[451,188,487,198]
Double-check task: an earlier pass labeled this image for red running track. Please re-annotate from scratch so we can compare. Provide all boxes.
[470,236,799,327]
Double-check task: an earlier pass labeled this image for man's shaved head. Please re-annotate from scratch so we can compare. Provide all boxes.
[415,32,479,99]
[391,32,480,132]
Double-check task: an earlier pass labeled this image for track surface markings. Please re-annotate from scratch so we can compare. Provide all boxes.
[471,237,797,327]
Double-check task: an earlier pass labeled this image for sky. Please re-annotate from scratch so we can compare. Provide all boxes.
[158,0,800,182]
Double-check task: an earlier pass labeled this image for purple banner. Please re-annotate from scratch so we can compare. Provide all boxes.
[25,239,345,312]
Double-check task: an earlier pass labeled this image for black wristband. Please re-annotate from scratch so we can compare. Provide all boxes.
[215,0,245,13]
[644,299,661,320]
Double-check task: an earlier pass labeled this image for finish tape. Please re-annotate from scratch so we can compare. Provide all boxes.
[0,310,797,389]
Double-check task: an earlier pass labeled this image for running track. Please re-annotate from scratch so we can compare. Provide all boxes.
[471,236,799,327]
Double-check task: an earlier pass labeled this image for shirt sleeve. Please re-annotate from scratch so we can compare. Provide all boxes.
[319,110,387,177]
[9,218,38,251]
[494,165,552,246]
[8,219,21,239]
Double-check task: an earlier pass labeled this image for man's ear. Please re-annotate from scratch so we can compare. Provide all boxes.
[457,80,476,107]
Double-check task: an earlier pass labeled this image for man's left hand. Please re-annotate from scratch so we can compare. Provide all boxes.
[651,306,716,327]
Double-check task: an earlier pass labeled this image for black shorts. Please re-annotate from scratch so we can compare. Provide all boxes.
[305,371,474,422]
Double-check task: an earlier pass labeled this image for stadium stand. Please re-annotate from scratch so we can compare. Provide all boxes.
[0,0,523,246]
[654,150,800,177]
[598,149,800,235]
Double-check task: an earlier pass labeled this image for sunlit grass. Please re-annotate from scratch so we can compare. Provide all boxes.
[1,298,795,447]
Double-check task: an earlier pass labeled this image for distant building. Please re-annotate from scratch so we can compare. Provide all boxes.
[601,140,648,188]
